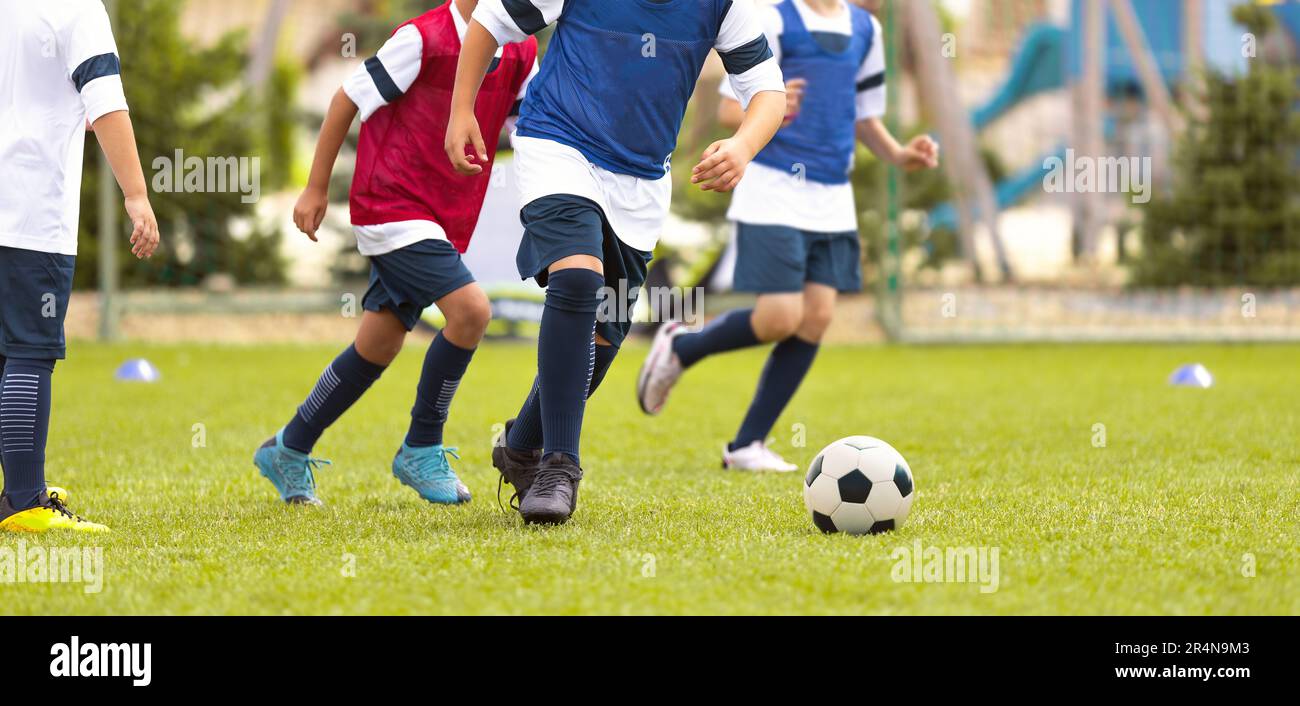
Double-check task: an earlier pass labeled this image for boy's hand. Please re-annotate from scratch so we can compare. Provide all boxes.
[446,109,488,175]
[783,78,807,126]
[691,137,756,193]
[293,186,329,242]
[124,195,160,259]
[895,135,940,171]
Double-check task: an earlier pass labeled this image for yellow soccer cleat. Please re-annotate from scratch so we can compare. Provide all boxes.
[0,493,110,534]
[46,486,70,503]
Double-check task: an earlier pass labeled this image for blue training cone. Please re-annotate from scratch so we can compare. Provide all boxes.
[115,358,162,383]
[1169,363,1213,389]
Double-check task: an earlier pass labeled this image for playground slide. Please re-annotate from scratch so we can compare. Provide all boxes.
[930,24,1068,232]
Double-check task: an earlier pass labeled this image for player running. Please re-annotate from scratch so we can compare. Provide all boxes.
[637,0,939,472]
[0,0,161,532]
[253,0,537,506]
[447,0,788,524]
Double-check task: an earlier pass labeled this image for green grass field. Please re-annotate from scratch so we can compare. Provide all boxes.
[4,340,1298,615]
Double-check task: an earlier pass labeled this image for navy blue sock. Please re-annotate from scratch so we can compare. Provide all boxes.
[282,344,387,454]
[1,359,55,511]
[732,337,820,450]
[535,268,604,465]
[672,309,760,368]
[406,334,476,448]
[509,342,618,452]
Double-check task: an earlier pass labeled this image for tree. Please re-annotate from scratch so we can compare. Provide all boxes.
[1132,6,1300,287]
[77,0,296,288]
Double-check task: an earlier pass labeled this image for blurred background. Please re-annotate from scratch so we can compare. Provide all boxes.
[72,0,1300,344]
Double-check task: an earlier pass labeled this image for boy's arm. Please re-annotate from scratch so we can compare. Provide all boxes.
[446,21,499,175]
[92,111,159,259]
[447,0,564,174]
[693,91,786,192]
[695,0,788,192]
[295,26,422,240]
[65,2,158,258]
[852,13,937,172]
[294,89,358,241]
[856,119,939,171]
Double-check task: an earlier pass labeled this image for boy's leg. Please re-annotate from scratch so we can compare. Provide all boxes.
[505,196,615,524]
[638,223,806,415]
[0,246,104,532]
[281,311,400,455]
[404,283,490,449]
[506,335,619,453]
[1,358,56,511]
[537,257,605,465]
[390,240,484,505]
[255,309,399,505]
[728,283,835,457]
[725,229,857,472]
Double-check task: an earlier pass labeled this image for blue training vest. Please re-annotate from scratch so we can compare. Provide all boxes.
[753,0,874,185]
[516,0,733,180]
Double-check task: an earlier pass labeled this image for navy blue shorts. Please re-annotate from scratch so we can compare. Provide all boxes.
[363,239,476,332]
[732,222,863,294]
[0,246,76,360]
[516,195,653,349]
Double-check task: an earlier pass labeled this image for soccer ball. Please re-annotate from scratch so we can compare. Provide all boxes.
[804,436,915,535]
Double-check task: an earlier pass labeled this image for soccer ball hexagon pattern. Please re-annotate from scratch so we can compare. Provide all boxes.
[803,436,914,535]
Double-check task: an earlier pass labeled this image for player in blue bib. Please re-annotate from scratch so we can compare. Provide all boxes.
[638,0,939,472]
[448,0,789,522]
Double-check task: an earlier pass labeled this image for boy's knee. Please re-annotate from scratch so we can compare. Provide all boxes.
[545,267,605,314]
[800,305,835,341]
[358,334,404,366]
[754,302,803,342]
[457,292,492,333]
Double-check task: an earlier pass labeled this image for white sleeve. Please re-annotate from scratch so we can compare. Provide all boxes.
[719,6,783,103]
[343,25,425,122]
[716,0,785,109]
[855,15,887,121]
[65,1,128,123]
[473,0,565,46]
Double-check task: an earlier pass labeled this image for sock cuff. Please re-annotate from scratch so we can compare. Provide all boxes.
[545,268,605,314]
[3,358,56,374]
[781,335,821,353]
[337,344,388,385]
[427,333,476,377]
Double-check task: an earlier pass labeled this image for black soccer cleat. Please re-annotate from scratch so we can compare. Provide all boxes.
[519,453,583,525]
[492,419,542,510]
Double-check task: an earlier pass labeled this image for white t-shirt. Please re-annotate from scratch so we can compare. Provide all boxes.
[0,0,130,256]
[721,0,887,233]
[343,5,539,256]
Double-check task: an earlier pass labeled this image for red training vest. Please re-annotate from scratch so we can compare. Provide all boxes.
[349,4,537,253]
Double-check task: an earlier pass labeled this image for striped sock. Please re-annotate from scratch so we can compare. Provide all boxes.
[537,268,604,465]
[671,309,760,368]
[508,342,618,452]
[0,359,55,511]
[282,345,387,454]
[406,334,476,448]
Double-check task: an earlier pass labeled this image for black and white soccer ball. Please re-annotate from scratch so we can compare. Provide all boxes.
[804,436,915,535]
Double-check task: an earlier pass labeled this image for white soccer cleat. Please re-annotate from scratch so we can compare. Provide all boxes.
[722,441,800,473]
[636,321,687,415]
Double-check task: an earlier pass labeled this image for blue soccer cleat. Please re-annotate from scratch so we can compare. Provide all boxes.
[392,444,472,505]
[254,429,330,506]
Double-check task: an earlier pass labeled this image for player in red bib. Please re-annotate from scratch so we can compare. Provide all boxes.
[253,0,538,507]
